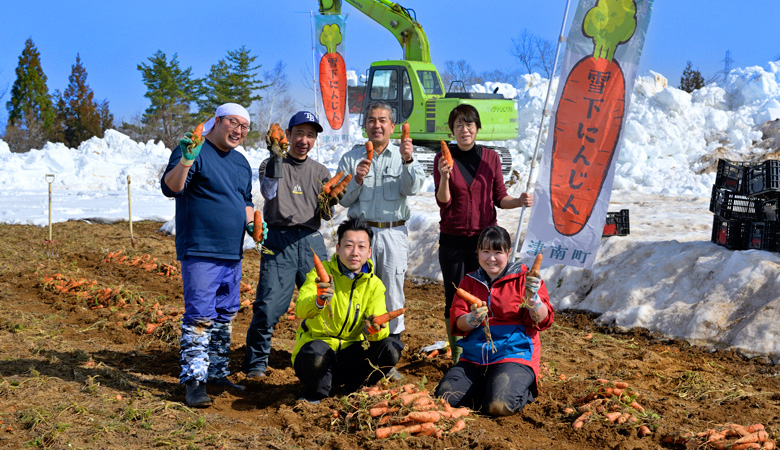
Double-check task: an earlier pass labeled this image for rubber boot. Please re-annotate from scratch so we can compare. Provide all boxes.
[185,380,212,407]
[444,317,463,363]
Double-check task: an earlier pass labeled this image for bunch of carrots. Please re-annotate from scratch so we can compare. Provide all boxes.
[662,423,775,449]
[40,274,132,309]
[563,379,654,436]
[322,171,352,198]
[334,380,470,439]
[104,251,180,278]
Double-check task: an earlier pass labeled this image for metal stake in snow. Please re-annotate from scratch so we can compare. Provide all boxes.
[43,173,59,258]
[512,0,572,262]
[127,175,135,247]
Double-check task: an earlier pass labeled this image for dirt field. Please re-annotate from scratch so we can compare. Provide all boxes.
[0,220,778,450]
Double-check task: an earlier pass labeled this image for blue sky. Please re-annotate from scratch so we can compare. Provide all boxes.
[1,1,778,126]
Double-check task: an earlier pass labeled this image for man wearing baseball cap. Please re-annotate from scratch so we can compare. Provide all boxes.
[243,111,340,380]
[162,103,265,407]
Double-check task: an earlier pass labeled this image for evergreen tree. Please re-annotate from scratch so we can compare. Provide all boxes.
[138,50,200,149]
[679,61,706,93]
[57,55,105,148]
[5,38,55,151]
[199,46,267,146]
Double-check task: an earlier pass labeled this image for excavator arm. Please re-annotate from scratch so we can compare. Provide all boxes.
[318,0,430,63]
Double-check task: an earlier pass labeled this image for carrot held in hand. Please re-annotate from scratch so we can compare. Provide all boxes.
[440,140,453,167]
[365,141,374,164]
[252,210,264,242]
[523,252,543,303]
[330,174,352,198]
[454,284,484,308]
[322,171,344,195]
[312,252,329,284]
[372,308,405,325]
[401,123,410,141]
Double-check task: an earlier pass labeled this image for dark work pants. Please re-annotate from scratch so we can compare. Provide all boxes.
[434,361,536,416]
[293,337,404,400]
[438,233,480,318]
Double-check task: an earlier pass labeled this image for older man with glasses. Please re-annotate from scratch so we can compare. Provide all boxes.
[162,103,264,407]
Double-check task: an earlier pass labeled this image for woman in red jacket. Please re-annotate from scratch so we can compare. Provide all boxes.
[434,104,533,362]
[434,226,553,416]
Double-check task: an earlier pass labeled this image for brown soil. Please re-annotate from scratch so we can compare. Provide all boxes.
[0,221,778,449]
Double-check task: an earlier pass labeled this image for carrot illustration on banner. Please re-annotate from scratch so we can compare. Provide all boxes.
[549,0,636,236]
[319,23,346,130]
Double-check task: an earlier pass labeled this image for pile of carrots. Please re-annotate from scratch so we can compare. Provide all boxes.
[104,251,179,278]
[322,171,352,198]
[563,379,654,436]
[120,301,182,336]
[334,380,470,439]
[662,423,775,449]
[40,273,131,309]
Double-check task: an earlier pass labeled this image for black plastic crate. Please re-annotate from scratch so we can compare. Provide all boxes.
[709,186,759,220]
[758,192,780,222]
[715,159,749,193]
[746,222,780,251]
[746,159,780,196]
[603,209,630,236]
[711,216,750,250]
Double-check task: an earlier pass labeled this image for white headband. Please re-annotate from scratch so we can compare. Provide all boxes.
[202,103,251,136]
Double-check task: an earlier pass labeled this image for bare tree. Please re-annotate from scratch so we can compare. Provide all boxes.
[511,30,536,74]
[480,69,517,84]
[534,36,556,78]
[441,60,483,92]
[511,29,557,77]
[255,60,297,144]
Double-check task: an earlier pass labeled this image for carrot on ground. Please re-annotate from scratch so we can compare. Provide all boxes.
[449,419,466,434]
[407,411,442,423]
[322,171,344,195]
[375,424,406,439]
[638,425,652,437]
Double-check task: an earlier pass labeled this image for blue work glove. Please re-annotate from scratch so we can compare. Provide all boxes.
[179,132,204,167]
[245,221,268,244]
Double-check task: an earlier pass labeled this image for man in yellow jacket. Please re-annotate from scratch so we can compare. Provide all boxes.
[292,216,404,404]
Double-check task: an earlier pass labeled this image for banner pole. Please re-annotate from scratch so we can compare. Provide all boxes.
[512,0,573,262]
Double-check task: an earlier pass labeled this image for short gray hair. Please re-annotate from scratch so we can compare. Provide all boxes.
[365,101,396,124]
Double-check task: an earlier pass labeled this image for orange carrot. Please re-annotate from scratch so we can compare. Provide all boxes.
[638,425,652,437]
[252,210,263,241]
[604,411,622,422]
[735,431,769,445]
[454,284,484,308]
[449,419,466,434]
[407,411,442,423]
[369,406,392,417]
[440,140,453,167]
[365,141,374,163]
[573,411,591,429]
[375,424,406,439]
[401,122,410,141]
[329,174,352,198]
[426,349,439,359]
[312,252,329,284]
[144,323,159,334]
[372,308,405,325]
[613,381,629,389]
[322,171,344,195]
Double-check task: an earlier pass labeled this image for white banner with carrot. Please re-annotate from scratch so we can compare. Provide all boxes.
[521,0,654,269]
[314,14,350,145]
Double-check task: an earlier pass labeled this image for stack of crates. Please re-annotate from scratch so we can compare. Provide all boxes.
[603,209,630,237]
[710,158,780,251]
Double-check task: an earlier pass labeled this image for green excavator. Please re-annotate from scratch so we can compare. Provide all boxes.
[319,0,517,176]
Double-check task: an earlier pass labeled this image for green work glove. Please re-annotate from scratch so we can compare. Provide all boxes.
[245,221,268,244]
[179,132,204,167]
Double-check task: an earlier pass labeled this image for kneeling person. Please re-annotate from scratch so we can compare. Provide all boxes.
[292,216,403,403]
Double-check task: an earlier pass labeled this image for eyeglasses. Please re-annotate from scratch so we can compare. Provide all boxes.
[220,117,250,133]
